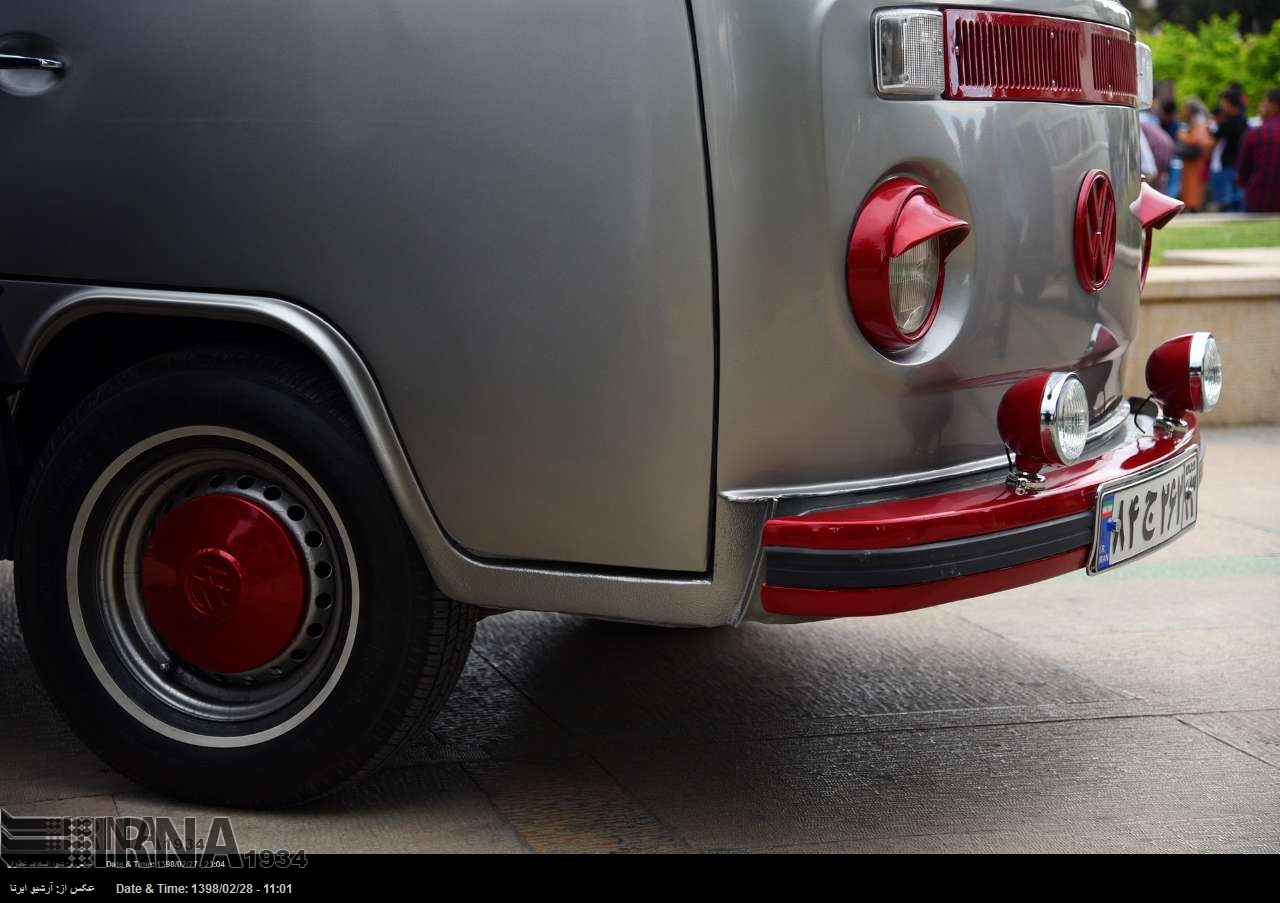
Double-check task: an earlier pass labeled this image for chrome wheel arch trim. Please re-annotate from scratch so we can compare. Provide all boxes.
[19,286,770,627]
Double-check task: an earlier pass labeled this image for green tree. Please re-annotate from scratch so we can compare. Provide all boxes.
[1143,14,1280,114]
[1137,2,1276,33]
[1242,20,1280,103]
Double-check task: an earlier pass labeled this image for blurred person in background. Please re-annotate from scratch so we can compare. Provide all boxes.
[1160,97,1183,198]
[1159,97,1181,141]
[1139,98,1174,193]
[1237,87,1280,213]
[1175,97,1215,212]
[1209,102,1226,207]
[1211,89,1248,212]
[1227,82,1262,128]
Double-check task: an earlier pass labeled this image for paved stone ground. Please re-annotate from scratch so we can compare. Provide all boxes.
[2,427,1277,853]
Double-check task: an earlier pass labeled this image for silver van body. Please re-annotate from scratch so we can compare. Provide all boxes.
[0,0,1139,628]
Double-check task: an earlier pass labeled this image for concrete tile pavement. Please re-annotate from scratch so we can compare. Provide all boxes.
[590,717,1280,852]
[752,814,1280,853]
[114,767,528,855]
[1179,709,1280,769]
[1,427,1277,853]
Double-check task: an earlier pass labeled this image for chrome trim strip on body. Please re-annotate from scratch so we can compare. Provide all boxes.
[16,287,770,628]
[720,399,1132,502]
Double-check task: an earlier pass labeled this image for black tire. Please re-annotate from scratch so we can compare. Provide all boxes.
[14,344,476,807]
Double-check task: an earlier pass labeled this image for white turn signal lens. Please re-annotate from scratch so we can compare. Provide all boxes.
[874,9,945,97]
[1135,42,1153,108]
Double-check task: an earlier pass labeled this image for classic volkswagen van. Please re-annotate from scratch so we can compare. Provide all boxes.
[0,0,1220,805]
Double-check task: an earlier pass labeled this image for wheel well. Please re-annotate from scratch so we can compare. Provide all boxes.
[13,313,336,499]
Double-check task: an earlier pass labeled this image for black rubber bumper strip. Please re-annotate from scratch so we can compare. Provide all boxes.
[765,512,1095,590]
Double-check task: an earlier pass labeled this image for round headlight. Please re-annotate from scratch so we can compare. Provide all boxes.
[846,178,969,352]
[1193,333,1222,411]
[997,371,1090,478]
[888,235,940,335]
[1145,331,1222,418]
[1048,374,1089,464]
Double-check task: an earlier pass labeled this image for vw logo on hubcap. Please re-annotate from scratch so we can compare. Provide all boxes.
[181,548,243,620]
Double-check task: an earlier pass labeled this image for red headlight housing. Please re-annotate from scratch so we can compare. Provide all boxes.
[1145,332,1222,420]
[1130,182,1184,291]
[846,178,969,352]
[997,371,1091,479]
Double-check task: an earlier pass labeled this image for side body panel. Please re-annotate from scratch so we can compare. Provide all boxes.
[0,0,715,572]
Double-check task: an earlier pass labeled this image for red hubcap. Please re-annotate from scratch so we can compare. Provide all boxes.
[141,494,307,674]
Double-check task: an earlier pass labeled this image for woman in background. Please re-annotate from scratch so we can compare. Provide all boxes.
[1175,98,1216,211]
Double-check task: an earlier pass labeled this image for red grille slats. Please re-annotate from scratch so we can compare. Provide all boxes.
[1033,29,1043,88]
[943,8,1136,105]
[1093,34,1106,90]
[1009,25,1020,86]
[1000,22,1011,87]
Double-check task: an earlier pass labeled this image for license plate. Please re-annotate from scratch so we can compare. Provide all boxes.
[1088,448,1200,574]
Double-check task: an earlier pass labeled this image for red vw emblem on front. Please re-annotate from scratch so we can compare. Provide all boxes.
[1073,170,1117,293]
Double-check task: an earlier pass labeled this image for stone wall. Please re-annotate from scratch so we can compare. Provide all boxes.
[1125,265,1280,426]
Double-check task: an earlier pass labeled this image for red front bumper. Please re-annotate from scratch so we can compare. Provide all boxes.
[760,414,1201,617]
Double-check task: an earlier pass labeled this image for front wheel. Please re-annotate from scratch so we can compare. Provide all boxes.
[15,345,475,806]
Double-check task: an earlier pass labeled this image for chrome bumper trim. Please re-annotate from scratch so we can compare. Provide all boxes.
[721,399,1131,502]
